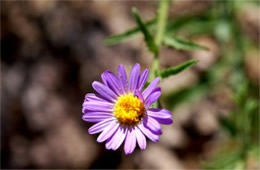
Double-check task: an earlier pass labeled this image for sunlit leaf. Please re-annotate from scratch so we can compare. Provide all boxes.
[163,35,208,51]
[203,150,242,170]
[160,59,198,79]
[132,8,158,54]
[104,19,156,45]
[244,98,258,115]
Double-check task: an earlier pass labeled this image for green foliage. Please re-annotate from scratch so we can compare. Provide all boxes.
[104,19,156,45]
[160,59,198,79]
[203,2,259,169]
[132,8,158,54]
[219,116,237,137]
[163,35,208,51]
[204,150,243,170]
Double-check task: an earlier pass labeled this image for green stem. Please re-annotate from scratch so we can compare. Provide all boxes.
[155,0,171,47]
[151,56,159,79]
[151,0,171,80]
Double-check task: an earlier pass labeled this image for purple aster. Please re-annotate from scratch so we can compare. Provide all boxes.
[82,63,173,155]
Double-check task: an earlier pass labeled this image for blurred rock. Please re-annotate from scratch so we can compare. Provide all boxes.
[30,138,51,168]
[172,103,195,126]
[245,49,260,85]
[30,59,65,91]
[5,1,42,60]
[22,83,68,131]
[170,0,212,18]
[190,36,219,71]
[160,69,198,96]
[135,143,184,169]
[173,98,222,136]
[6,2,40,44]
[29,0,56,16]
[202,133,228,159]
[193,101,219,136]
[91,1,133,34]
[237,4,260,43]
[175,99,220,136]
[118,155,135,169]
[160,125,188,148]
[210,85,234,116]
[10,136,30,168]
[160,48,189,68]
[44,3,82,47]
[30,118,99,168]
[2,64,26,98]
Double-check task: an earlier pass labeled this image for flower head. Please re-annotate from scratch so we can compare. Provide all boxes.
[82,63,173,155]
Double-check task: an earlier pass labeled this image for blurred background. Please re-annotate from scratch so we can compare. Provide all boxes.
[1,0,259,169]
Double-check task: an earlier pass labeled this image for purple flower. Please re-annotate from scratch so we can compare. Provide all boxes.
[82,63,173,155]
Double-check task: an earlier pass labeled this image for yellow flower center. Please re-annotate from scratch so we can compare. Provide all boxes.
[113,93,145,126]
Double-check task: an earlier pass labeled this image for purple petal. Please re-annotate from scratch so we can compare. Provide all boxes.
[142,77,160,100]
[82,112,113,122]
[143,116,162,134]
[85,93,108,102]
[101,71,122,96]
[82,101,113,113]
[117,65,128,93]
[88,118,115,134]
[106,126,127,150]
[124,129,137,155]
[147,108,173,125]
[138,123,159,142]
[134,89,144,102]
[138,69,149,91]
[105,128,120,150]
[97,121,119,143]
[129,63,140,92]
[145,87,161,107]
[135,128,146,150]
[152,117,173,125]
[92,81,117,102]
[105,135,113,150]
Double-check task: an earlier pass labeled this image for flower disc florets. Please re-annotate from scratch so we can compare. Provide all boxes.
[114,93,145,126]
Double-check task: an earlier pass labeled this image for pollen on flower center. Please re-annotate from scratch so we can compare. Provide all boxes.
[113,93,145,126]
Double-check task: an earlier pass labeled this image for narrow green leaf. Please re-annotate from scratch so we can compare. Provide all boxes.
[132,8,158,54]
[163,35,209,51]
[104,19,156,45]
[160,59,198,78]
[166,15,211,32]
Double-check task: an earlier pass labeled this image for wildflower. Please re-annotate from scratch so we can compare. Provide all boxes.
[82,63,173,155]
